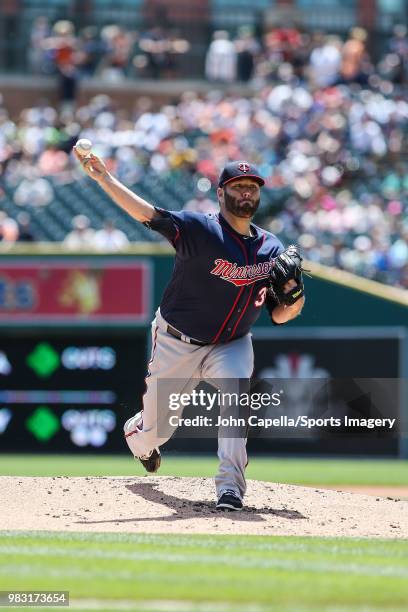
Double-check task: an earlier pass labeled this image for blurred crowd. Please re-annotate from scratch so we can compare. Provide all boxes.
[26,18,408,95]
[63,215,129,251]
[206,24,408,87]
[0,23,407,287]
[27,17,191,105]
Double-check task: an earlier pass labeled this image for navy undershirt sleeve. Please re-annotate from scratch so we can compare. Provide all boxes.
[145,208,206,257]
[144,207,180,244]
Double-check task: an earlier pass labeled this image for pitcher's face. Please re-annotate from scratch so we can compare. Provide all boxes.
[218,179,261,219]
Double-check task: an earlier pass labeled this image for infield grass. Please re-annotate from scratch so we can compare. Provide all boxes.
[0,454,407,486]
[0,532,407,611]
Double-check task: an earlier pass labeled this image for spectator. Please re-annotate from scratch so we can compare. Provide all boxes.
[77,26,103,77]
[16,212,35,242]
[38,145,69,176]
[389,229,408,271]
[340,27,369,84]
[389,25,408,85]
[0,211,19,243]
[235,26,260,83]
[165,31,190,79]
[99,25,134,82]
[28,16,51,74]
[309,35,342,88]
[94,220,129,251]
[261,25,303,82]
[42,20,80,107]
[63,214,95,249]
[184,191,218,214]
[205,31,237,83]
[13,172,54,207]
[138,27,171,79]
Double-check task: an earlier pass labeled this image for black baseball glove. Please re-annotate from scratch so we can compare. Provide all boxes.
[269,245,306,306]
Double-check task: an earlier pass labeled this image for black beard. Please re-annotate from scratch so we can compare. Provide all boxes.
[224,191,260,218]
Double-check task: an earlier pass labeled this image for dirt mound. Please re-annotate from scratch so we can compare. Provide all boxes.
[1,476,407,538]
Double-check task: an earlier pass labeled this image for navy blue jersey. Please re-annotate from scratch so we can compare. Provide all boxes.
[147,209,285,343]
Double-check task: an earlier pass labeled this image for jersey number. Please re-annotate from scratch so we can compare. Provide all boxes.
[254,287,267,307]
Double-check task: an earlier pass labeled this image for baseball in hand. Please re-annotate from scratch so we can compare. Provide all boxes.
[75,138,93,157]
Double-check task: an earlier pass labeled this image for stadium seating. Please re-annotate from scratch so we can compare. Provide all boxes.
[0,167,291,243]
[0,171,214,242]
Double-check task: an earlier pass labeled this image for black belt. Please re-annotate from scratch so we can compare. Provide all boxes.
[166,324,208,346]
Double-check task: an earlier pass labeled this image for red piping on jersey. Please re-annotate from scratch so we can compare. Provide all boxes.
[211,222,249,344]
[211,285,245,344]
[172,228,180,245]
[125,325,158,439]
[124,427,142,438]
[229,233,266,340]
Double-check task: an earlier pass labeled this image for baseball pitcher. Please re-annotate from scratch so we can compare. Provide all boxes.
[74,149,305,510]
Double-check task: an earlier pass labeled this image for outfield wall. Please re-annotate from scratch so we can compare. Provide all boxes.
[0,248,407,457]
[1,246,407,328]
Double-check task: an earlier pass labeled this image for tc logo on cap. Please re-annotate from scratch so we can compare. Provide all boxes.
[238,162,250,173]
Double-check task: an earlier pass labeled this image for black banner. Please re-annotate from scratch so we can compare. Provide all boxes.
[0,333,146,452]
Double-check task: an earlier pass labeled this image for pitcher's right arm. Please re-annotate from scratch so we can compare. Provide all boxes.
[73,149,160,224]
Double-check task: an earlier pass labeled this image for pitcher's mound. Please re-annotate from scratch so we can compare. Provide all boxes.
[1,476,407,538]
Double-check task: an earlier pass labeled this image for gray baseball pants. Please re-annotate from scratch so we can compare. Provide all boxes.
[124,308,254,499]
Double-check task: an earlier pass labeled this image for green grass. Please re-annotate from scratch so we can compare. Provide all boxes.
[0,454,407,486]
[1,457,407,610]
[0,532,407,611]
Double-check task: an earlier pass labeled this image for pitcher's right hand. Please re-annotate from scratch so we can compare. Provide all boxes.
[73,149,109,184]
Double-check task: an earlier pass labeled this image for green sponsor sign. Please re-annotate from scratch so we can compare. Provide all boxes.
[27,343,59,378]
[26,407,60,441]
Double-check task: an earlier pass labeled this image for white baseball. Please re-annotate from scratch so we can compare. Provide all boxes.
[75,138,93,156]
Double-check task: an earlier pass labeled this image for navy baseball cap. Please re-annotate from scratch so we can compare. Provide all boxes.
[218,161,265,188]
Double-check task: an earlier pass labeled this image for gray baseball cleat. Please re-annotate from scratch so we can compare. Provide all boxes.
[216,490,243,511]
[139,448,161,473]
